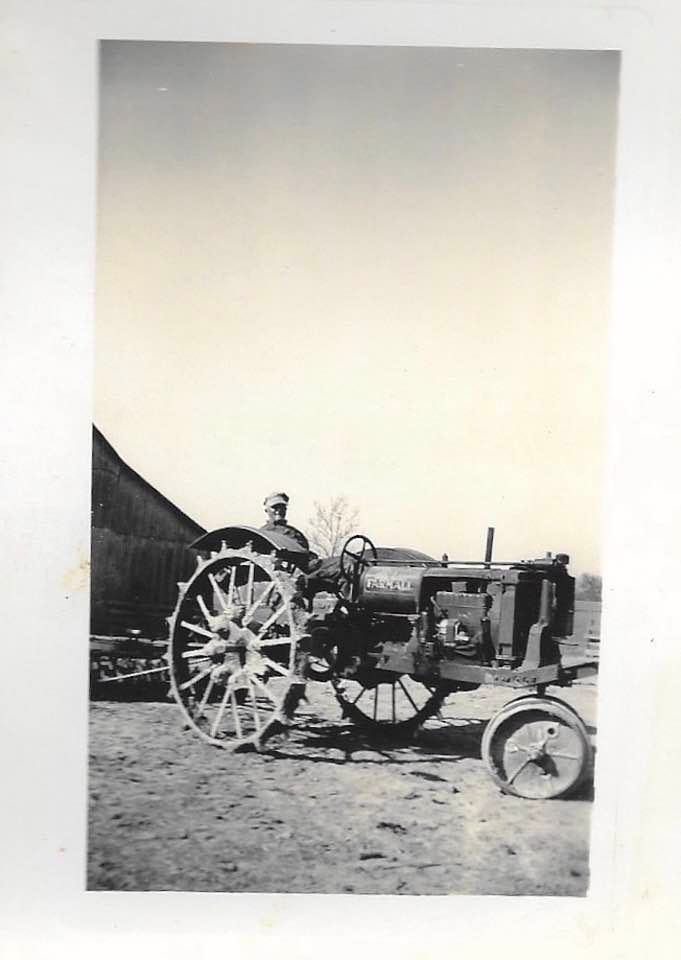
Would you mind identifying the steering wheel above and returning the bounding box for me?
[339,534,378,598]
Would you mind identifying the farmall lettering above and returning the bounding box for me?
[365,574,412,591]
[360,566,422,614]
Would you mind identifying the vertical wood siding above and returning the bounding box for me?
[90,428,206,639]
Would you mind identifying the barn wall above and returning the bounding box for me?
[91,428,205,639]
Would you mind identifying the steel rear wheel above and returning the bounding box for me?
[168,546,308,751]
[331,674,448,736]
[482,697,592,799]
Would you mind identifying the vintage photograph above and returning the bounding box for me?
[88,41,619,894]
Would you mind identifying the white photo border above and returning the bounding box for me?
[3,1,680,957]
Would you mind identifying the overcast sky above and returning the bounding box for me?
[95,42,619,574]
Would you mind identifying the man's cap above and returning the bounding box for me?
[264,492,289,508]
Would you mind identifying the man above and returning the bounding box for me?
[260,492,349,597]
[260,492,310,551]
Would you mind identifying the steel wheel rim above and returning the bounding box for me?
[168,546,306,750]
[482,700,592,799]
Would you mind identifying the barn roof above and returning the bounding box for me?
[92,425,205,538]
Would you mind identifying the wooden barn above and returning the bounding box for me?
[90,425,205,643]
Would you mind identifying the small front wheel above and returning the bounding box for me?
[481,697,592,799]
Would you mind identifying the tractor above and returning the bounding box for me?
[166,524,598,799]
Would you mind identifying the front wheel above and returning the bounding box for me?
[481,696,592,799]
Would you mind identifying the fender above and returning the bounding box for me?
[190,524,309,559]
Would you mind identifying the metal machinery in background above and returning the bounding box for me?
[166,524,598,800]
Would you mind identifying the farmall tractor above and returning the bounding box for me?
[167,525,598,800]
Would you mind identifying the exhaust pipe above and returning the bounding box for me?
[484,527,495,566]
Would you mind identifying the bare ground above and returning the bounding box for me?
[87,680,597,895]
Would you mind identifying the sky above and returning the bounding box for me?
[95,42,619,574]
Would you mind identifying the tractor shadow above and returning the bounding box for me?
[264,713,489,767]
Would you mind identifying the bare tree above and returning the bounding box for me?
[305,496,360,557]
[575,573,602,602]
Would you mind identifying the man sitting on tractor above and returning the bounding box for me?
[260,491,310,552]
[260,491,348,595]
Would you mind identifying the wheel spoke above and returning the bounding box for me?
[373,687,379,720]
[210,682,233,738]
[99,664,169,683]
[285,604,298,670]
[255,600,289,639]
[230,690,243,739]
[179,664,213,691]
[196,677,215,717]
[246,563,255,607]
[180,620,214,639]
[507,756,533,785]
[227,565,236,606]
[262,656,290,677]
[352,686,366,705]
[196,594,212,621]
[246,580,275,619]
[258,636,293,649]
[392,683,396,724]
[251,675,279,705]
[247,678,262,733]
[208,573,229,613]
[398,678,419,714]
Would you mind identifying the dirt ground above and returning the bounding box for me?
[87,679,597,896]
